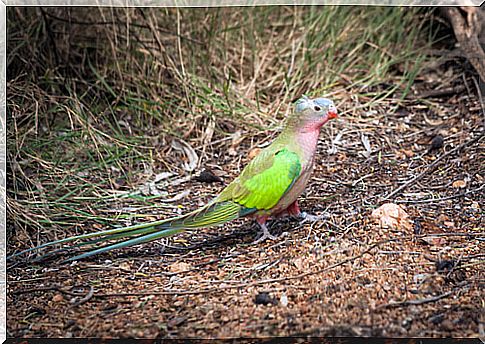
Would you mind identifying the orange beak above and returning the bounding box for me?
[328,105,338,119]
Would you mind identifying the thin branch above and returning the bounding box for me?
[70,286,95,307]
[382,133,484,201]
[377,290,454,309]
[396,184,485,204]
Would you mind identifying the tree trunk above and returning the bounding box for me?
[441,7,485,88]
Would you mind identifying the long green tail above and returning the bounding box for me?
[9,201,252,262]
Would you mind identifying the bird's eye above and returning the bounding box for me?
[314,106,321,111]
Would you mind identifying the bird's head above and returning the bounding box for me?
[291,95,337,131]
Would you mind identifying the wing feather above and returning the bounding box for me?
[219,147,301,210]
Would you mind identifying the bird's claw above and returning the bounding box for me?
[299,211,329,223]
[252,224,280,244]
[252,232,278,245]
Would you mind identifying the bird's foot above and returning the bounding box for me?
[299,211,329,223]
[252,223,281,244]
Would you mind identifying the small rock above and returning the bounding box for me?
[280,293,289,307]
[429,313,445,325]
[402,149,414,158]
[169,261,192,273]
[371,203,412,231]
[441,319,454,331]
[293,257,305,270]
[443,221,455,228]
[167,316,186,328]
[64,319,76,329]
[402,317,413,329]
[254,292,277,305]
[413,218,423,235]
[194,169,222,184]
[436,259,457,272]
[429,135,444,151]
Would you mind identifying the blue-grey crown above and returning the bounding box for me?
[295,95,333,112]
[313,98,334,109]
[295,95,310,112]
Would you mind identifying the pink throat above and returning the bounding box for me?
[296,126,321,156]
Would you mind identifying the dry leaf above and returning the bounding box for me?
[452,180,466,188]
[203,118,216,145]
[154,172,173,182]
[169,261,192,273]
[167,316,187,328]
[327,131,344,155]
[360,134,372,158]
[402,149,414,158]
[159,189,191,203]
[293,257,305,270]
[119,262,131,271]
[52,294,64,302]
[228,130,244,156]
[171,138,199,172]
[371,203,412,231]
[437,214,450,222]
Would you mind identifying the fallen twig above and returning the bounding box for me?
[70,286,95,307]
[396,184,485,204]
[378,290,454,309]
[382,133,484,201]
[12,284,82,297]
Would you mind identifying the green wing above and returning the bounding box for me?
[219,147,302,210]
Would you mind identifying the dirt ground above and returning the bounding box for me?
[7,60,485,338]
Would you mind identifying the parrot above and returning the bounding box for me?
[9,95,338,262]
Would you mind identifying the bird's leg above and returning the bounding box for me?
[252,216,279,244]
[287,200,327,223]
[286,200,301,217]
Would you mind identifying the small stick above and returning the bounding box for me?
[13,285,80,297]
[396,184,485,204]
[377,290,454,309]
[70,286,95,307]
[382,133,484,202]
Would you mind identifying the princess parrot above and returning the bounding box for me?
[10,95,338,262]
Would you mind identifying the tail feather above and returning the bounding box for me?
[7,216,177,260]
[66,227,184,262]
[9,201,250,262]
